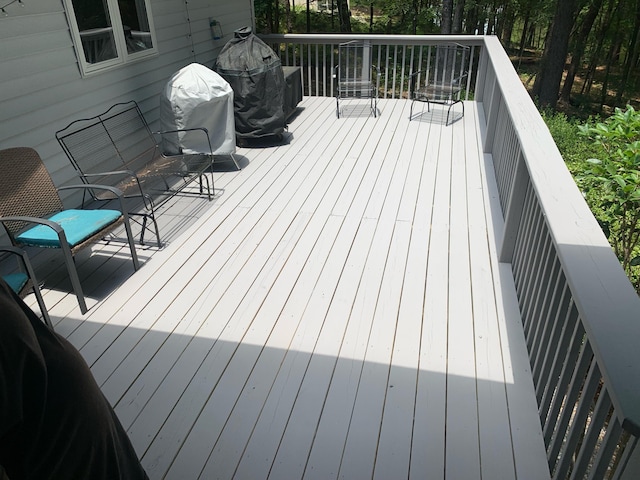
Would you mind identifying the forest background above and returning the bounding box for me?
[254,0,640,293]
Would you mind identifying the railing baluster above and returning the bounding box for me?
[537,296,578,410]
[400,44,407,98]
[571,388,613,480]
[547,338,593,462]
[589,417,625,479]
[511,182,535,291]
[531,261,567,384]
[307,43,312,97]
[523,231,554,346]
[530,256,564,379]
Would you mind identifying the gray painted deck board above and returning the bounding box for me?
[20,97,549,479]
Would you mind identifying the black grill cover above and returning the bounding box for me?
[215,27,285,139]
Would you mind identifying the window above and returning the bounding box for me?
[64,0,157,75]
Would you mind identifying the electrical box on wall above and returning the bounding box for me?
[209,18,223,40]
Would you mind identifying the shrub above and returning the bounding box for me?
[577,106,640,293]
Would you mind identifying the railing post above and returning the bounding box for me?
[482,67,501,154]
[474,43,489,102]
[500,152,529,263]
[618,437,640,480]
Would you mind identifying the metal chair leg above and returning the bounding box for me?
[60,242,88,314]
[230,153,241,170]
[121,211,140,271]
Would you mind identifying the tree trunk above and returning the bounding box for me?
[615,0,640,104]
[370,2,374,33]
[501,1,515,47]
[465,3,478,34]
[582,0,619,96]
[265,0,274,33]
[560,0,604,103]
[486,1,497,35]
[531,0,578,108]
[441,0,453,33]
[285,0,292,32]
[600,33,623,110]
[453,0,465,34]
[336,0,351,32]
[516,10,530,70]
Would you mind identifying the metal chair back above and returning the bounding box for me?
[409,43,470,125]
[335,40,378,118]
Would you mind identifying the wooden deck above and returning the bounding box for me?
[18,96,550,479]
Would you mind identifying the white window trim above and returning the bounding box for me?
[63,0,158,77]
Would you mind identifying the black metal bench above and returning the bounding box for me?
[56,101,215,246]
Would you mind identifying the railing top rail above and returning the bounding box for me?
[483,36,640,435]
[259,33,487,47]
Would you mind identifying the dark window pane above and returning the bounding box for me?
[72,0,117,63]
[118,0,154,54]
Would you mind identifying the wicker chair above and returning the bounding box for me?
[1,246,51,327]
[0,147,140,314]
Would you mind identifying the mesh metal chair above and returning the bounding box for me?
[334,40,379,118]
[1,246,51,327]
[409,43,470,125]
[0,147,140,314]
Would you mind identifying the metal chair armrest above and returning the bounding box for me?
[0,216,65,236]
[58,183,125,198]
[0,245,52,327]
[80,169,138,179]
[154,127,214,156]
[57,184,130,220]
[0,245,27,257]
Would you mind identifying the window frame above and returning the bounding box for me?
[63,0,158,77]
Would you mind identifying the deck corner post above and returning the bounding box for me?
[474,43,489,103]
[500,152,529,263]
[618,437,640,480]
[482,72,501,154]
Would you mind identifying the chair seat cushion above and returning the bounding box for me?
[3,272,28,294]
[16,209,122,248]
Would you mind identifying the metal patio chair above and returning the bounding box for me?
[0,147,140,314]
[409,43,470,125]
[334,40,379,118]
[1,246,52,327]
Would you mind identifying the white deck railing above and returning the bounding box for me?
[262,33,640,479]
[262,34,483,100]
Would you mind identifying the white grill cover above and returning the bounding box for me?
[160,63,236,155]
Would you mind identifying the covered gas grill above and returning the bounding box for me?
[160,63,236,157]
[215,27,286,141]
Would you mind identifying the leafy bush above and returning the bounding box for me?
[543,108,640,294]
[577,106,640,293]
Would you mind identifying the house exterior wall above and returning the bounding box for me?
[0,0,254,202]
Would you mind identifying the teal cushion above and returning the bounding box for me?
[16,209,122,248]
[3,272,28,294]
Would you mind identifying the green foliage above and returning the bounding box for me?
[576,105,640,293]
[254,0,442,35]
[543,107,640,293]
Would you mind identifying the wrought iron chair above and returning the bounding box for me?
[409,43,470,125]
[1,246,51,327]
[0,147,140,314]
[334,40,379,118]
